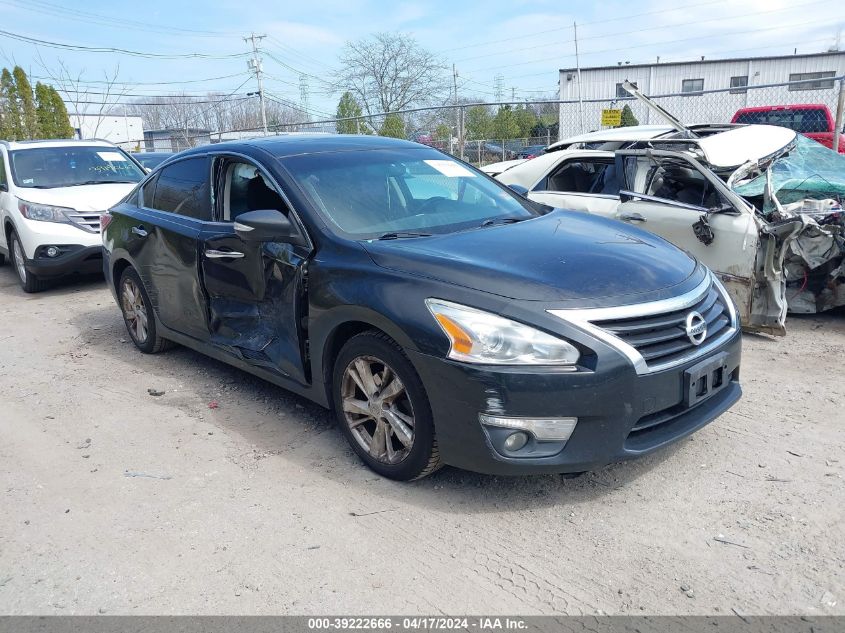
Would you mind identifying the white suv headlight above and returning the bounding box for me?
[18,200,73,224]
[426,299,580,366]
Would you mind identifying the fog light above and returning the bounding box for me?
[503,431,529,451]
[46,246,60,258]
[479,414,578,442]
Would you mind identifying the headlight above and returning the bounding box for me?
[18,200,73,223]
[426,298,580,366]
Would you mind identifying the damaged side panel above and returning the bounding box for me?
[201,237,309,385]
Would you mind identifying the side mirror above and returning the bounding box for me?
[234,209,304,245]
[0,182,7,192]
[507,183,529,196]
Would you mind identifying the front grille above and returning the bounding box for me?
[591,282,731,370]
[66,212,103,233]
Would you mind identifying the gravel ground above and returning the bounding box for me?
[0,267,842,616]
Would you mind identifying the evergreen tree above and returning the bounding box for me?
[465,105,491,140]
[49,86,74,138]
[433,123,451,141]
[13,66,38,139]
[619,104,639,127]
[379,113,405,139]
[336,91,369,134]
[35,82,55,138]
[513,106,539,138]
[0,68,22,140]
[490,106,519,141]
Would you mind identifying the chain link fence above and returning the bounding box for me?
[122,77,845,164]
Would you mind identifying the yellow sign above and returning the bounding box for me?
[601,109,622,126]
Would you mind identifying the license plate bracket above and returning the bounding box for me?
[683,352,730,407]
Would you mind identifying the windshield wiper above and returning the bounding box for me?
[480,217,525,227]
[376,231,433,240]
[66,180,137,187]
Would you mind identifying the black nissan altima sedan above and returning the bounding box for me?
[102,135,742,481]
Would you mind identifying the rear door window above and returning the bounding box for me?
[537,159,620,195]
[150,157,211,220]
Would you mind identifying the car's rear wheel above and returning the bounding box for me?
[10,232,48,293]
[119,267,172,354]
[332,331,441,481]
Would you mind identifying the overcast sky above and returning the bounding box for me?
[0,0,842,119]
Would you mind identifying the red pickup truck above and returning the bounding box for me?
[731,104,845,153]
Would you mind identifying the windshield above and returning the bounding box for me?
[731,135,845,210]
[281,148,544,238]
[9,146,145,189]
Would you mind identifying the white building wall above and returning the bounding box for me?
[558,52,845,135]
[69,113,144,150]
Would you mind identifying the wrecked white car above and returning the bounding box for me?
[730,135,845,314]
[497,126,804,335]
[496,83,844,332]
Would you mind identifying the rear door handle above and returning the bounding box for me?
[619,213,647,223]
[205,249,245,259]
[131,226,148,237]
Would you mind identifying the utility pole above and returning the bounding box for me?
[453,64,463,160]
[299,75,311,128]
[574,21,585,134]
[244,33,268,135]
[494,74,504,101]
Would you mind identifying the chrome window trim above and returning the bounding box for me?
[548,270,738,375]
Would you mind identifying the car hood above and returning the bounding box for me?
[696,124,796,171]
[361,210,697,304]
[14,183,137,211]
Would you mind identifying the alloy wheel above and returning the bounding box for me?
[12,237,26,282]
[340,355,415,465]
[121,277,149,344]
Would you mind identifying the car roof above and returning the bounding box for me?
[1,138,119,150]
[548,125,673,149]
[178,134,424,160]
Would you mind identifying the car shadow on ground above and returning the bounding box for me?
[0,265,106,296]
[64,295,691,513]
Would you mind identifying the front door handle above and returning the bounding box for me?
[205,249,245,259]
[131,226,148,237]
[619,212,647,223]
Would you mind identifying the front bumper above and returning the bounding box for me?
[407,328,742,476]
[25,245,104,278]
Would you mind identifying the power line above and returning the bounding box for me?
[460,16,837,76]
[0,0,241,38]
[0,28,249,59]
[29,72,247,87]
[452,0,836,65]
[442,0,731,53]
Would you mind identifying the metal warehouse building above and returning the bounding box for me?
[557,51,845,132]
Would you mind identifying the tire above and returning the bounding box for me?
[332,330,441,481]
[10,232,49,293]
[0,253,5,265]
[118,267,172,354]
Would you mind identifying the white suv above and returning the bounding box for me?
[0,139,146,292]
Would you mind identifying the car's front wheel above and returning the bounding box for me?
[332,331,441,481]
[118,267,172,354]
[10,231,48,293]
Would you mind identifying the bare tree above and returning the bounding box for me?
[124,92,301,146]
[335,32,448,117]
[37,56,129,138]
